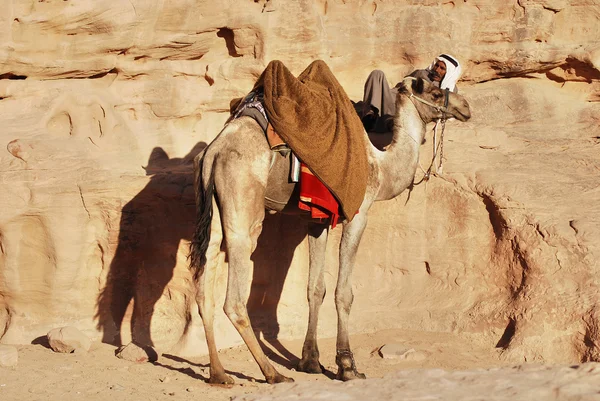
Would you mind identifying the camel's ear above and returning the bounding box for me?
[143,147,169,175]
[411,77,424,94]
[397,80,409,94]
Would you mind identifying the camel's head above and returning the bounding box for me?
[398,77,471,123]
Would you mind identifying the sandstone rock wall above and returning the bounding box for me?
[0,0,599,363]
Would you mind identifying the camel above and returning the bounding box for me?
[189,76,471,384]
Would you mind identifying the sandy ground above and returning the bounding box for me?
[0,328,517,401]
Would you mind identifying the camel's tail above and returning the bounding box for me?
[188,155,215,278]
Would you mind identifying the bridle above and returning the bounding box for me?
[404,76,450,115]
[409,90,450,116]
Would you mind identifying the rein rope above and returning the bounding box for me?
[409,87,450,185]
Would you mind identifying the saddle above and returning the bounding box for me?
[229,90,289,154]
[229,91,341,227]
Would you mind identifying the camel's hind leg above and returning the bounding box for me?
[195,199,234,385]
[221,193,293,384]
[297,222,329,374]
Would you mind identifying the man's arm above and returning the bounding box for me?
[408,69,431,81]
[394,69,431,88]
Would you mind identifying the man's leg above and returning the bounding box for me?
[362,70,396,132]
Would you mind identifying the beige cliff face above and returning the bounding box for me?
[0,0,599,366]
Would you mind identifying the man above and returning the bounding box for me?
[360,54,462,132]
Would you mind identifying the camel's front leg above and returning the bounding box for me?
[297,222,329,374]
[335,211,369,381]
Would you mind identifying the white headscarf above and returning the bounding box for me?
[428,54,462,92]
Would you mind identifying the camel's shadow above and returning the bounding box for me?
[160,353,263,383]
[94,142,309,377]
[95,142,207,347]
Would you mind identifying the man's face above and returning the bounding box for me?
[431,60,447,82]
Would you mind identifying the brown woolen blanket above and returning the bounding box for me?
[255,60,368,222]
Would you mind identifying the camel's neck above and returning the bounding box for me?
[376,94,426,200]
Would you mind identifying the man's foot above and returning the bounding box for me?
[361,110,377,132]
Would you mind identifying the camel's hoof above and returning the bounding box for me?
[335,350,366,381]
[208,372,235,386]
[336,368,367,381]
[297,358,323,374]
[266,372,294,384]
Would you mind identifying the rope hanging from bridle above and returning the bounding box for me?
[411,87,450,185]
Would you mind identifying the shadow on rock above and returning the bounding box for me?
[95,142,206,347]
[31,335,51,349]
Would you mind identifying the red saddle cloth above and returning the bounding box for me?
[298,163,341,228]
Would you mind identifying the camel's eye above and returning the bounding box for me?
[432,92,444,100]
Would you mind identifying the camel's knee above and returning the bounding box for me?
[308,283,326,305]
[224,302,251,329]
[226,233,253,253]
[335,289,354,313]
